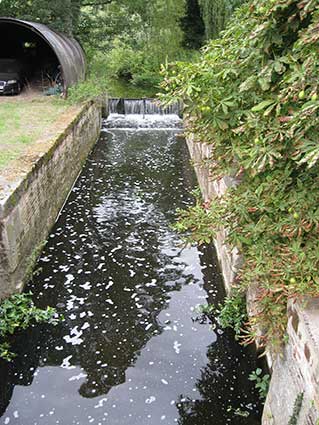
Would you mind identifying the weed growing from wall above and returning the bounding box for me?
[288,393,304,425]
[0,292,58,361]
[249,368,270,400]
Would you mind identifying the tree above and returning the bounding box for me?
[198,0,246,39]
[0,0,82,35]
[181,0,205,48]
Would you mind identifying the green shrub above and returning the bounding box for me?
[68,78,108,104]
[131,72,162,88]
[104,39,144,80]
[67,54,109,103]
[218,292,248,338]
[249,368,270,400]
[197,291,247,338]
[160,0,319,348]
[0,292,58,361]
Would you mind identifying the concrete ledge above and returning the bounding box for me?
[0,100,102,299]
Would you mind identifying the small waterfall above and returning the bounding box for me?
[106,97,183,130]
[103,113,183,130]
[108,98,124,114]
[108,98,181,116]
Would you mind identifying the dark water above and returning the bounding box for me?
[0,115,262,424]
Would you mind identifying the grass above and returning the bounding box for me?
[0,96,72,171]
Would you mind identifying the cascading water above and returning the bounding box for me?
[108,98,181,116]
[104,113,183,130]
[0,103,262,425]
[106,98,182,130]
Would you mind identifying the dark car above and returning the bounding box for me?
[0,58,24,95]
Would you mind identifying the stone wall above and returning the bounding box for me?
[0,100,101,299]
[185,135,319,425]
[263,299,319,424]
[185,135,240,294]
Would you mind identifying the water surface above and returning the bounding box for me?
[0,115,261,424]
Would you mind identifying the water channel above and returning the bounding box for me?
[0,105,262,424]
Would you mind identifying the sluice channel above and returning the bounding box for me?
[0,103,262,424]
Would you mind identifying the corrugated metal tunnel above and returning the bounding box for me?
[0,17,86,95]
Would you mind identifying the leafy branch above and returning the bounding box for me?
[0,292,59,361]
[160,0,319,348]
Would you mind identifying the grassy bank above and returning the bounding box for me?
[0,97,71,171]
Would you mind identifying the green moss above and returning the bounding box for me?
[24,240,48,284]
[288,393,304,425]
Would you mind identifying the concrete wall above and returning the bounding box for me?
[185,135,319,425]
[0,100,101,299]
[263,298,319,424]
[186,135,240,294]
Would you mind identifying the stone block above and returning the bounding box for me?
[263,299,319,424]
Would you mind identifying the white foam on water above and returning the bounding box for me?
[103,113,183,130]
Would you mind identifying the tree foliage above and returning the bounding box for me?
[198,0,246,39]
[80,0,189,89]
[0,0,192,89]
[160,0,319,347]
[181,0,205,48]
[0,0,82,35]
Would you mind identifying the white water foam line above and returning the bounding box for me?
[104,113,183,130]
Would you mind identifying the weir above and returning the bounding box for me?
[0,102,262,425]
[108,98,181,116]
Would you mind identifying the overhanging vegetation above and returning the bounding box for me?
[160,0,319,348]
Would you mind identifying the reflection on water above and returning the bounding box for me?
[0,118,262,424]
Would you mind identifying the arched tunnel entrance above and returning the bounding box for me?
[0,22,60,93]
[0,18,86,96]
